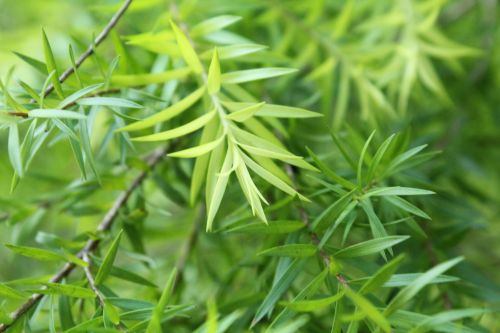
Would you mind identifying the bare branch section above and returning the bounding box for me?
[0,144,169,332]
[37,0,133,100]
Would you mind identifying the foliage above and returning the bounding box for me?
[0,0,498,332]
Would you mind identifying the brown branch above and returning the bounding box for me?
[38,0,134,101]
[82,254,106,307]
[0,144,170,332]
[284,165,349,288]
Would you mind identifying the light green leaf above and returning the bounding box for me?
[110,68,191,87]
[35,283,95,298]
[104,300,121,325]
[225,102,265,122]
[5,244,65,261]
[169,135,225,158]
[132,111,216,142]
[0,283,28,300]
[221,68,297,84]
[146,268,177,333]
[191,15,241,37]
[13,51,48,75]
[118,86,206,132]
[207,145,233,231]
[42,29,64,98]
[170,20,203,73]
[332,236,409,258]
[366,134,395,182]
[207,49,221,94]
[383,273,460,288]
[384,196,431,220]
[95,230,123,285]
[77,97,142,109]
[258,244,317,258]
[409,308,488,333]
[252,259,306,326]
[58,84,104,108]
[360,254,405,294]
[281,292,344,312]
[357,131,375,187]
[28,109,86,120]
[8,123,23,178]
[344,288,391,333]
[363,187,435,198]
[204,44,267,60]
[385,257,464,315]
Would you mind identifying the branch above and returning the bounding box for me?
[39,0,134,100]
[0,144,170,332]
[284,165,349,288]
[82,254,106,307]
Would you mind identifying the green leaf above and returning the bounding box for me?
[94,230,123,285]
[5,244,65,261]
[252,259,306,326]
[42,29,64,98]
[332,236,409,258]
[224,220,305,234]
[104,300,121,325]
[191,15,241,37]
[360,254,405,294]
[385,257,464,315]
[170,20,203,74]
[225,102,265,122]
[58,84,104,108]
[281,292,344,312]
[8,123,23,178]
[92,256,157,287]
[30,283,94,298]
[132,111,216,142]
[384,196,431,220]
[207,144,233,231]
[77,97,143,109]
[409,308,489,333]
[221,68,297,84]
[118,86,206,132]
[207,49,221,94]
[204,44,267,60]
[110,68,191,87]
[366,134,395,183]
[258,244,317,258]
[169,135,225,158]
[360,198,389,242]
[344,288,391,333]
[146,268,177,333]
[0,283,28,300]
[13,52,48,75]
[357,130,375,187]
[363,186,435,198]
[383,273,460,288]
[28,109,86,120]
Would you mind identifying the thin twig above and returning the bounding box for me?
[38,0,134,101]
[0,144,170,332]
[82,254,106,307]
[284,165,349,288]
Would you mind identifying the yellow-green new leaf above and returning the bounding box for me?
[170,20,203,74]
[207,146,233,231]
[5,244,65,262]
[118,86,206,132]
[132,111,216,142]
[95,230,123,285]
[221,68,297,84]
[191,15,241,37]
[207,49,221,94]
[223,101,321,118]
[225,102,265,122]
[36,283,95,298]
[169,135,225,158]
[281,292,344,312]
[110,68,190,87]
